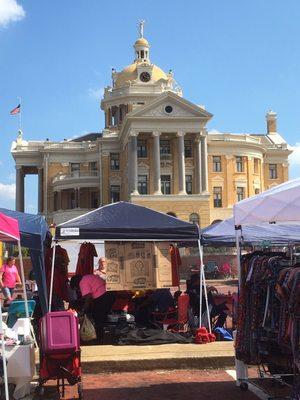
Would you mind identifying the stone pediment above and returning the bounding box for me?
[128,92,213,120]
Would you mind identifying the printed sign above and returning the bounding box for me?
[60,227,80,236]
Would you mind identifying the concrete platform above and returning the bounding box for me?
[81,342,235,373]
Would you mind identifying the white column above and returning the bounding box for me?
[128,131,139,196]
[177,131,186,195]
[15,166,25,212]
[195,136,202,194]
[38,168,43,213]
[152,131,162,195]
[201,133,208,192]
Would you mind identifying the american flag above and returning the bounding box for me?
[10,104,21,115]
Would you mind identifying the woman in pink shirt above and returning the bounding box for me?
[0,256,21,301]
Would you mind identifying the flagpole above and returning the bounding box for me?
[18,96,22,131]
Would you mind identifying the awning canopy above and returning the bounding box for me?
[202,217,300,246]
[0,212,20,242]
[234,178,300,226]
[0,208,50,315]
[56,202,200,241]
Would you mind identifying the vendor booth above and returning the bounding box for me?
[0,212,35,400]
[0,208,50,315]
[233,178,300,397]
[51,202,212,343]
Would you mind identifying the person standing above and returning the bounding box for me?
[0,257,21,301]
[94,257,107,280]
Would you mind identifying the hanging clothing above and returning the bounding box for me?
[170,245,181,287]
[45,245,70,302]
[75,242,98,276]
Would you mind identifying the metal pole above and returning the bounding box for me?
[48,240,57,312]
[18,96,22,131]
[201,250,212,333]
[198,239,203,328]
[17,240,29,318]
[0,299,9,400]
[235,227,242,290]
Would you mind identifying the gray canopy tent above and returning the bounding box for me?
[52,202,211,330]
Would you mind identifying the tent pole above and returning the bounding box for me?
[0,299,9,400]
[198,239,203,328]
[18,240,29,318]
[48,240,57,312]
[235,227,242,290]
[201,249,212,333]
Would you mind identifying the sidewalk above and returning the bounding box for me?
[81,341,235,373]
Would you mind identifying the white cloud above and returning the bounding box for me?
[0,182,16,209]
[208,129,222,134]
[0,0,25,27]
[88,87,104,99]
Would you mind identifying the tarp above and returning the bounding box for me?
[202,217,300,246]
[0,208,49,314]
[234,178,300,226]
[56,202,200,241]
[0,212,20,242]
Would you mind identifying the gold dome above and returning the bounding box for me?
[114,62,168,87]
[134,37,149,47]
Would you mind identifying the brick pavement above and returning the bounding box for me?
[46,369,259,400]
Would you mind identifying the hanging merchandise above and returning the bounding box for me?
[235,251,300,383]
[45,245,70,302]
[170,244,181,287]
[75,242,98,276]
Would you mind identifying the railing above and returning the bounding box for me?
[160,153,172,160]
[13,140,98,152]
[52,170,99,184]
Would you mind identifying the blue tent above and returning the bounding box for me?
[56,202,200,241]
[0,208,50,314]
[202,217,300,246]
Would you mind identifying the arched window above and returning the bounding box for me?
[167,212,177,218]
[189,213,200,225]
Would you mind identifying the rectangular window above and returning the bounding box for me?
[237,187,245,202]
[184,140,192,158]
[186,175,193,194]
[70,191,76,209]
[236,156,244,172]
[90,162,98,175]
[70,163,80,176]
[213,187,222,208]
[161,175,171,195]
[110,185,120,203]
[138,175,148,195]
[137,140,147,158]
[110,153,120,170]
[213,156,222,172]
[254,158,259,174]
[91,192,98,208]
[160,140,171,155]
[269,164,277,179]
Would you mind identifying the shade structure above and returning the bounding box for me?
[0,212,20,242]
[55,202,200,241]
[0,208,50,314]
[234,178,300,226]
[202,217,300,246]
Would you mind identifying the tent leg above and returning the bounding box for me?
[201,255,212,333]
[198,239,211,332]
[198,240,203,328]
[18,240,29,318]
[48,240,57,312]
[0,299,10,400]
[235,228,242,291]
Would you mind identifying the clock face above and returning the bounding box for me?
[140,72,151,82]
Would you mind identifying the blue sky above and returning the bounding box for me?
[0,0,300,212]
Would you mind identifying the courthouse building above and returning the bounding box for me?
[11,26,292,226]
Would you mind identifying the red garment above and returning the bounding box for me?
[45,245,70,302]
[75,242,98,276]
[170,245,181,287]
